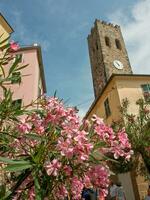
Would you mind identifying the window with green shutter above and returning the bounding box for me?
[141,84,150,102]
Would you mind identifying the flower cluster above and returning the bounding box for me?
[71,177,84,200]
[4,97,133,200]
[92,115,133,160]
[87,165,110,197]
[45,159,62,176]
[10,40,20,51]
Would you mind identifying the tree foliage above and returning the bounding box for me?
[111,98,150,176]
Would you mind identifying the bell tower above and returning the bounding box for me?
[87,19,132,98]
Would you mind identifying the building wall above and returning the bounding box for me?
[0,23,10,42]
[116,76,150,199]
[116,76,150,115]
[118,172,135,200]
[88,22,106,98]
[0,49,41,107]
[12,49,40,105]
[86,76,150,200]
[87,76,150,124]
[87,78,122,125]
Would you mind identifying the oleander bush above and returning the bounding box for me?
[0,38,133,200]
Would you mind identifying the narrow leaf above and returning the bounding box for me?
[0,184,6,198]
[14,64,28,71]
[0,156,31,164]
[34,176,41,200]
[4,163,32,172]
[8,56,22,76]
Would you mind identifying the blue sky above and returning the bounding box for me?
[1,0,149,117]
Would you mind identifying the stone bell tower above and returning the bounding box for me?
[87,19,133,98]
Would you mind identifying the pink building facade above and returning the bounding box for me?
[8,46,46,107]
[0,14,46,108]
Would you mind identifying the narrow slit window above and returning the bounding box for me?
[105,36,111,47]
[141,84,150,102]
[104,98,111,118]
[115,39,121,50]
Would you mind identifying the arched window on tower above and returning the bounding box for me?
[105,36,111,47]
[115,39,122,50]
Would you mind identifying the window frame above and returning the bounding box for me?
[105,36,111,47]
[115,39,122,50]
[141,84,150,101]
[104,98,111,118]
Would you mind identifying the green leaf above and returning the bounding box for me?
[0,185,6,198]
[33,143,45,164]
[4,163,32,172]
[34,176,42,200]
[0,190,11,200]
[8,56,22,76]
[0,65,5,77]
[14,64,28,71]
[0,156,31,164]
[3,170,31,200]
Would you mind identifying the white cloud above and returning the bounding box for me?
[109,0,150,74]
[11,10,50,52]
[68,21,89,39]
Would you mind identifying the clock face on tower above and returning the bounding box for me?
[113,60,124,70]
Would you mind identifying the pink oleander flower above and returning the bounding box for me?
[83,175,92,188]
[12,190,22,200]
[10,40,20,51]
[10,96,133,199]
[17,119,31,133]
[64,165,72,176]
[45,159,62,176]
[91,114,104,125]
[28,186,35,200]
[87,165,110,196]
[71,177,84,200]
[117,129,131,148]
[55,185,68,200]
[57,137,74,158]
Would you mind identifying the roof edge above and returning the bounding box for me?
[84,73,150,119]
[0,13,14,34]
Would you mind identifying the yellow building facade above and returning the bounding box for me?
[85,74,150,200]
[0,13,13,41]
[86,74,150,124]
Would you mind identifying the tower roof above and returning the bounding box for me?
[94,19,120,28]
[88,19,120,38]
[0,13,14,34]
